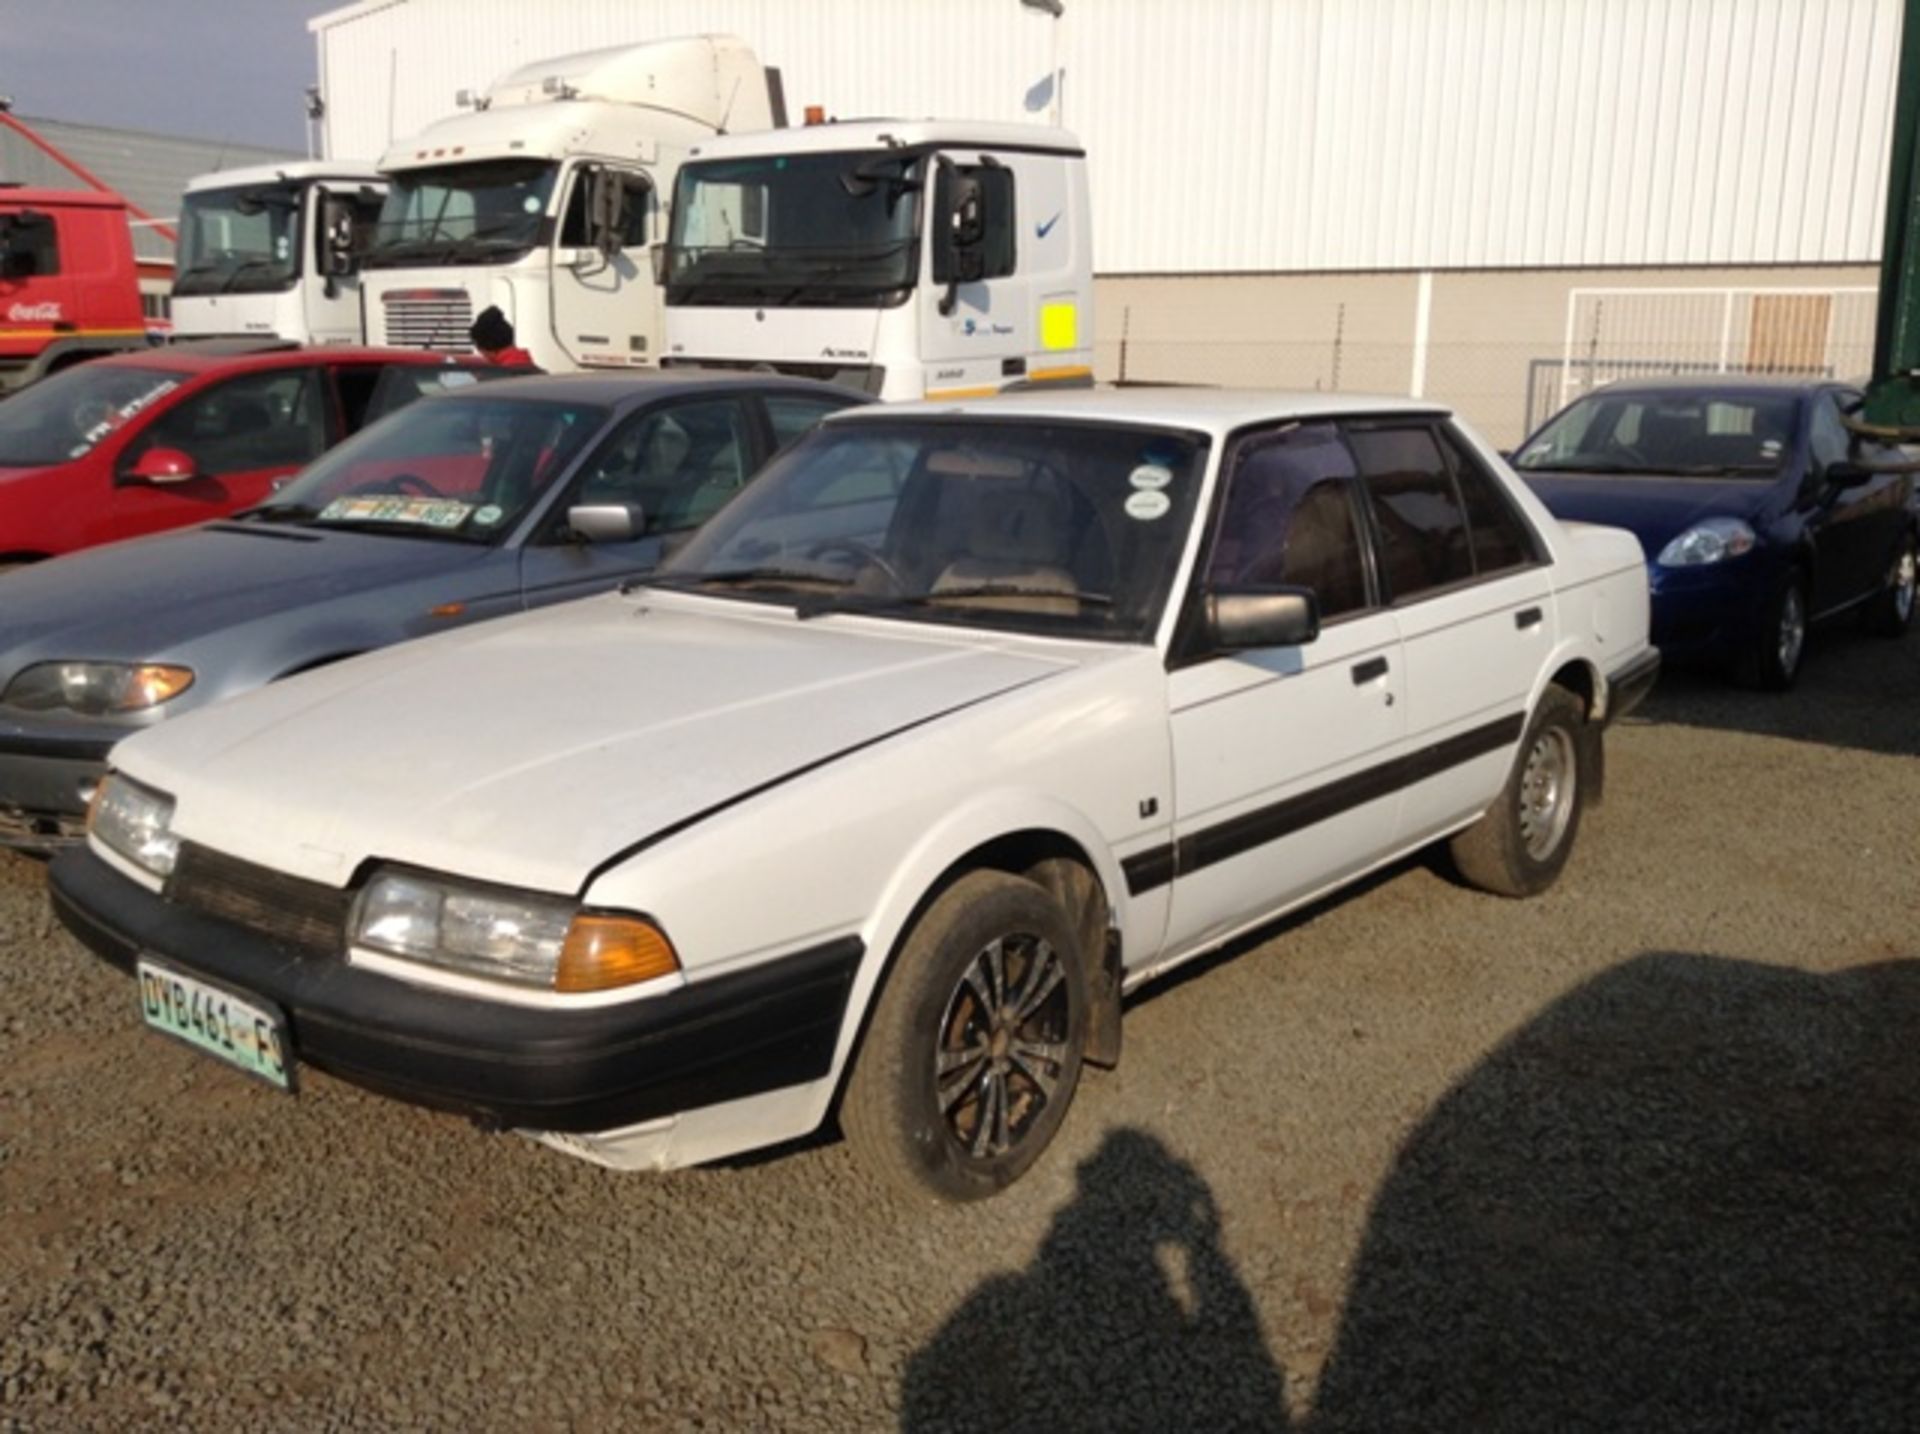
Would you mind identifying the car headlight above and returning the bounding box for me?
[88,773,180,878]
[353,869,680,992]
[1656,518,1757,568]
[2,661,194,714]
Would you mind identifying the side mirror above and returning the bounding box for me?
[125,447,202,485]
[568,502,644,544]
[1821,459,1869,491]
[587,169,644,259]
[320,196,359,277]
[1205,586,1320,652]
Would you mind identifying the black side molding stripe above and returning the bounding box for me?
[0,733,116,762]
[1122,710,1525,897]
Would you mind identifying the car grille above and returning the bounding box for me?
[379,289,474,351]
[165,843,351,956]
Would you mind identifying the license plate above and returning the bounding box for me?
[136,959,295,1092]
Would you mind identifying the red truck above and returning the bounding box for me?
[0,187,150,395]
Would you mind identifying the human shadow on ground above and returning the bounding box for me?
[1312,951,1920,1431]
[906,952,1920,1432]
[900,1128,1291,1432]
[1634,622,1920,758]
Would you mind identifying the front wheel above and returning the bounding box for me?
[1861,532,1917,638]
[841,870,1089,1202]
[1449,685,1590,899]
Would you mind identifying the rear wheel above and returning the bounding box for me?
[1449,685,1589,899]
[841,870,1088,1202]
[1861,532,1917,638]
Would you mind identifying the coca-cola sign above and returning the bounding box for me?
[7,301,62,322]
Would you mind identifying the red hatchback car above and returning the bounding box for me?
[0,343,506,569]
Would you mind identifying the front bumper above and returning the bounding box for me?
[0,733,114,854]
[1647,564,1765,662]
[50,847,863,1133]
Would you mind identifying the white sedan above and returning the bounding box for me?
[52,389,1657,1201]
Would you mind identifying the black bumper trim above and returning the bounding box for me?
[1604,648,1661,725]
[0,732,116,761]
[50,848,862,1133]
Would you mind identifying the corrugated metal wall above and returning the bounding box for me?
[312,0,1901,275]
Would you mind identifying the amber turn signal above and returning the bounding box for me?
[555,915,680,992]
[124,665,194,710]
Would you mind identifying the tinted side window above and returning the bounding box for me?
[2,211,59,276]
[1206,421,1370,621]
[133,367,327,476]
[1441,427,1541,574]
[1808,393,1853,472]
[575,398,752,533]
[1349,425,1474,602]
[766,395,853,452]
[932,163,1016,282]
[560,167,650,250]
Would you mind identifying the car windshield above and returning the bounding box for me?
[0,364,187,467]
[649,417,1209,640]
[1514,392,1800,477]
[243,395,605,542]
[363,160,559,268]
[174,183,301,295]
[665,151,922,307]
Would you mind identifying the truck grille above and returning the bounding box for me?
[379,289,473,351]
[165,843,351,956]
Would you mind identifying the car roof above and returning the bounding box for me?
[1584,373,1841,398]
[453,369,874,407]
[826,386,1451,438]
[86,344,496,378]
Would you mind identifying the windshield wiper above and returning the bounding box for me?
[305,516,487,543]
[218,258,291,292]
[232,500,321,523]
[625,567,857,597]
[796,586,1115,620]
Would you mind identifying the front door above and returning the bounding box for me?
[517,394,760,606]
[549,163,655,369]
[1162,420,1407,960]
[1805,388,1906,615]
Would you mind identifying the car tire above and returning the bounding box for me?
[841,869,1089,1203]
[1861,531,1917,638]
[1735,568,1809,691]
[1449,685,1589,899]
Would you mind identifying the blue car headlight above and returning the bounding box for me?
[1656,518,1757,568]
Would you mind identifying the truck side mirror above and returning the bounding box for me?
[320,196,360,279]
[587,170,640,259]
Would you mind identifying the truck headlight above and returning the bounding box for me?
[353,869,679,992]
[1656,518,1757,568]
[2,661,194,714]
[89,774,181,878]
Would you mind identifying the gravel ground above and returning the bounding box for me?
[1,619,1916,1432]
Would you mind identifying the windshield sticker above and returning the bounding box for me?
[522,196,542,213]
[472,503,505,527]
[317,496,475,529]
[1125,490,1171,521]
[1128,463,1174,491]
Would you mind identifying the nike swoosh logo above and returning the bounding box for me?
[1036,212,1062,240]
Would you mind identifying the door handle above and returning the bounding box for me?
[1351,656,1389,684]
[1515,606,1544,631]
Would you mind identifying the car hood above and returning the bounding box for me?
[1518,471,1780,557]
[0,463,58,483]
[115,592,1077,894]
[0,523,494,671]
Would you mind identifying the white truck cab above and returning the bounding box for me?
[170,161,387,345]
[660,119,1096,401]
[360,36,779,371]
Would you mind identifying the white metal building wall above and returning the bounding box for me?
[310,0,1901,275]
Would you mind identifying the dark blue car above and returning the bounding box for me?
[1513,377,1917,689]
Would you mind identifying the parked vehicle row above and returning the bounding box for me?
[39,387,1658,1199]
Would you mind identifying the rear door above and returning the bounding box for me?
[99,364,330,543]
[1355,420,1554,847]
[516,393,760,606]
[1160,420,1407,959]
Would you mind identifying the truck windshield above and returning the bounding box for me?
[649,418,1208,641]
[0,364,185,467]
[175,184,301,295]
[665,151,922,308]
[364,160,559,269]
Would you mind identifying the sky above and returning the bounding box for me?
[0,0,331,150]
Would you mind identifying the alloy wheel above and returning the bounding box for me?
[934,934,1072,1161]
